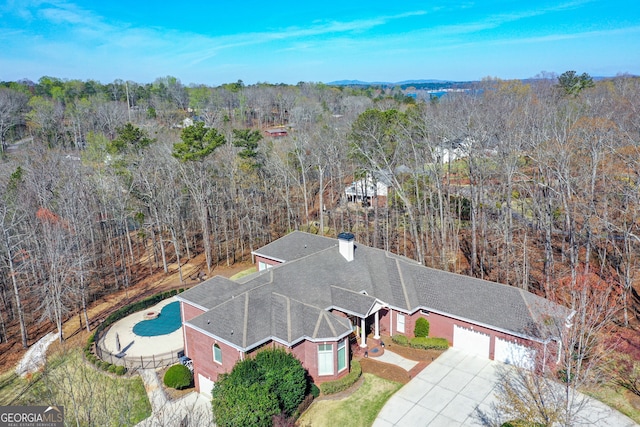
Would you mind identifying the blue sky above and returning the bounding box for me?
[1,0,638,85]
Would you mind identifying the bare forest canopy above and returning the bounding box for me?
[1,72,639,357]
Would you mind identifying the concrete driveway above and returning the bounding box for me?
[374,348,638,427]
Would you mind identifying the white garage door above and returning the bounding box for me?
[494,337,536,370]
[453,325,490,358]
[198,374,215,398]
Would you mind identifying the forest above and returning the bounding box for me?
[0,73,639,391]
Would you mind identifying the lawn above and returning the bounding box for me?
[0,370,28,405]
[229,266,258,280]
[585,385,640,424]
[4,347,151,427]
[297,373,402,427]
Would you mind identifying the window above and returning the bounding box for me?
[213,344,222,364]
[397,313,405,333]
[337,339,347,372]
[318,343,334,375]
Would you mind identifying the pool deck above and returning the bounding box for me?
[101,296,184,359]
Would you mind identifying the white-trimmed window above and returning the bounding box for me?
[397,313,406,333]
[337,339,347,372]
[318,344,334,375]
[213,343,222,364]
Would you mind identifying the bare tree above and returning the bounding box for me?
[0,88,28,154]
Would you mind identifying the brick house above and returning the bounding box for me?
[178,231,571,397]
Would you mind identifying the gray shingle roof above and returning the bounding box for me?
[329,286,377,317]
[251,230,337,262]
[182,231,569,351]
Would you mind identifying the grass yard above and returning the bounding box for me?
[297,373,402,427]
[0,370,29,405]
[4,347,151,427]
[585,385,640,424]
[229,266,258,280]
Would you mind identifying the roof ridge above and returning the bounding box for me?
[242,292,249,348]
[323,311,338,337]
[396,258,412,310]
[285,294,292,342]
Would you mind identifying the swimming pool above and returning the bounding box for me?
[132,301,182,337]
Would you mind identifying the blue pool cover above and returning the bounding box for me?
[132,301,182,336]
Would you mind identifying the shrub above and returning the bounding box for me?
[414,317,430,338]
[309,383,320,398]
[164,364,193,390]
[211,349,308,426]
[254,349,307,416]
[391,335,409,346]
[212,380,278,427]
[502,421,545,427]
[319,360,362,395]
[409,337,449,350]
[115,365,127,376]
[108,364,117,373]
[100,361,110,371]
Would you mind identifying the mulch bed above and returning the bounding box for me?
[357,334,445,384]
[360,358,411,384]
[157,365,195,401]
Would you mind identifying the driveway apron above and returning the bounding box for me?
[374,348,638,427]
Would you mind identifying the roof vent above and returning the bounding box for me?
[338,232,355,262]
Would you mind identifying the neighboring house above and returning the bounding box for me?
[178,231,571,397]
[264,127,288,137]
[433,137,472,164]
[344,174,391,207]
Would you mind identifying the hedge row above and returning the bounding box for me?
[84,288,185,374]
[319,360,362,395]
[391,335,409,346]
[100,289,182,333]
[409,337,449,350]
[391,335,449,350]
[83,338,127,375]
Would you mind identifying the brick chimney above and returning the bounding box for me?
[338,232,355,262]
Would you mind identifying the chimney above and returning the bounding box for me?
[338,232,355,262]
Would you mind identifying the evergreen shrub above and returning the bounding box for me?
[164,364,193,390]
[391,335,409,346]
[414,317,430,337]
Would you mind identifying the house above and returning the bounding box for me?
[433,137,472,164]
[344,174,391,207]
[178,231,570,397]
[264,127,288,137]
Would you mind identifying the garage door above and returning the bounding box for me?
[494,337,536,370]
[453,325,490,358]
[198,374,215,398]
